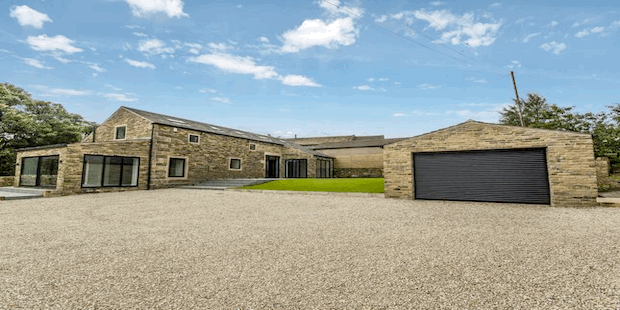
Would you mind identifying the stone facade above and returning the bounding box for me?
[149,124,328,188]
[15,107,333,195]
[384,121,598,207]
[319,147,383,178]
[16,141,151,195]
[82,108,152,143]
[0,176,14,187]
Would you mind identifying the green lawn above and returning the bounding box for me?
[239,178,385,193]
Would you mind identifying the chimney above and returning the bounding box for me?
[92,124,97,142]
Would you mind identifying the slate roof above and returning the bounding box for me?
[309,137,410,150]
[122,106,332,158]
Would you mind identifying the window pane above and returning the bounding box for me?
[115,126,126,139]
[189,135,199,143]
[122,158,139,186]
[300,160,307,178]
[169,158,185,177]
[230,159,241,170]
[39,156,59,186]
[103,157,122,186]
[82,156,103,187]
[20,157,39,186]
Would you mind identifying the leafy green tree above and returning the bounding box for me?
[0,83,93,175]
[499,92,620,159]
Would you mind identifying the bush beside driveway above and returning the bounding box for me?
[1,189,619,309]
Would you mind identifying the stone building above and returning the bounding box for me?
[383,120,598,207]
[14,107,333,195]
[286,135,407,178]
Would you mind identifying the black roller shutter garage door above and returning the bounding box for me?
[413,148,550,204]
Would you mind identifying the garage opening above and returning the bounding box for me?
[413,148,550,204]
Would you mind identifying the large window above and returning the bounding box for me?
[82,155,139,187]
[316,159,332,178]
[286,159,307,178]
[168,158,186,177]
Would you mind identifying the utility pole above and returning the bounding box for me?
[510,71,525,127]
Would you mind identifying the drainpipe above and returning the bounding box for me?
[147,123,155,190]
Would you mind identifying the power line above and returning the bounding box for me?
[320,0,468,63]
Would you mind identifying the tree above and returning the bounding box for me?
[0,83,93,175]
[499,92,620,159]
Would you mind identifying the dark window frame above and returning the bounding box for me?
[81,155,140,188]
[115,126,126,140]
[20,155,59,187]
[229,158,242,170]
[168,157,186,178]
[249,143,256,151]
[188,134,200,144]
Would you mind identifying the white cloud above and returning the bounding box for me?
[413,9,503,47]
[572,18,590,28]
[378,77,389,81]
[506,60,522,69]
[375,15,388,23]
[124,25,144,29]
[489,2,501,8]
[393,113,407,117]
[259,36,270,43]
[88,64,106,73]
[210,97,232,104]
[417,83,442,90]
[466,77,488,83]
[104,93,138,102]
[188,53,278,79]
[124,58,156,69]
[123,0,188,18]
[23,58,52,69]
[430,1,444,6]
[540,41,567,55]
[612,21,620,28]
[207,42,232,52]
[133,32,148,37]
[105,84,123,91]
[281,75,321,87]
[26,35,83,54]
[188,52,319,87]
[281,18,359,53]
[138,38,175,55]
[199,88,216,93]
[522,32,540,43]
[367,78,375,82]
[575,26,605,38]
[48,88,92,96]
[353,85,374,91]
[51,55,72,64]
[548,20,559,28]
[10,5,52,29]
[280,0,363,53]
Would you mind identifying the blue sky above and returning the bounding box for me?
[2,0,619,138]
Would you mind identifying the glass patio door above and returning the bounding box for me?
[19,156,59,187]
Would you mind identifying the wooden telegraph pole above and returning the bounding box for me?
[510,71,525,127]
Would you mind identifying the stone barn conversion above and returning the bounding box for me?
[384,120,598,207]
[14,107,333,196]
[287,135,407,178]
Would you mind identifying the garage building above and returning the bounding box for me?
[384,121,598,207]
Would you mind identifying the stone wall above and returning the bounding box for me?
[15,141,151,195]
[15,146,68,192]
[285,135,357,146]
[384,121,598,207]
[0,176,14,187]
[334,168,383,178]
[149,124,330,188]
[83,108,152,143]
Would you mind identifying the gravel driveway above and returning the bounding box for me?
[1,189,619,309]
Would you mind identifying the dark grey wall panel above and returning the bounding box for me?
[414,148,550,204]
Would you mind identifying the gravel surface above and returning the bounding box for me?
[1,189,619,309]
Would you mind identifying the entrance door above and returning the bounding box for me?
[265,156,280,178]
[286,159,307,178]
[19,155,59,188]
